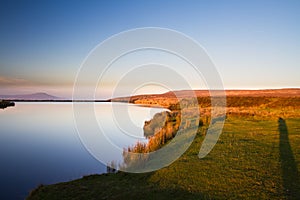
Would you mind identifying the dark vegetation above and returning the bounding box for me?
[0,100,15,109]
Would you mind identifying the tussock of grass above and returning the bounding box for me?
[122,108,203,170]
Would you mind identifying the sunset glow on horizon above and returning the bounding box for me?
[0,1,299,98]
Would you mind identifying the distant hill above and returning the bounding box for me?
[0,92,61,100]
[162,88,300,98]
[112,88,300,105]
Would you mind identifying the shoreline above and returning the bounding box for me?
[1,88,299,104]
[23,93,300,199]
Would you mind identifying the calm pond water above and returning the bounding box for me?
[0,102,165,199]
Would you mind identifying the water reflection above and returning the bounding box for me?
[0,102,164,199]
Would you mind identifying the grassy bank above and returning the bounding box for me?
[27,96,300,199]
[28,115,300,199]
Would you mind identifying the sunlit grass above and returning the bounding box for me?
[28,114,300,199]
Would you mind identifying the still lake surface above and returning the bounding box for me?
[0,102,165,199]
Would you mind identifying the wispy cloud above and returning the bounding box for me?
[0,76,73,87]
[0,76,32,86]
[0,76,74,98]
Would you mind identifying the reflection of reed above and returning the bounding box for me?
[278,117,300,199]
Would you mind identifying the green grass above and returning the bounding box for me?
[27,114,300,199]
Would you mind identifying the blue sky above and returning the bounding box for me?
[0,0,299,98]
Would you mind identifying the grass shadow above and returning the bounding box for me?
[278,117,300,199]
[27,173,208,200]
